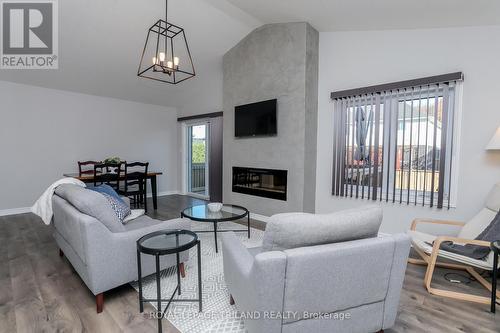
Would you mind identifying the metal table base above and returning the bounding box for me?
[181,209,250,253]
[137,241,202,333]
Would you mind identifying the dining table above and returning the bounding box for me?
[62,171,163,210]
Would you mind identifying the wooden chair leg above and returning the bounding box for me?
[179,262,186,278]
[96,293,104,313]
[424,248,439,290]
[423,248,497,305]
[408,257,427,266]
[410,243,500,305]
[229,294,235,305]
[59,249,64,257]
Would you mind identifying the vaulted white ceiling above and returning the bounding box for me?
[0,0,260,114]
[226,0,500,32]
[1,0,498,113]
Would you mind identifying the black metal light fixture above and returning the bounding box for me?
[137,0,195,84]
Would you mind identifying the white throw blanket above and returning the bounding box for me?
[31,178,86,225]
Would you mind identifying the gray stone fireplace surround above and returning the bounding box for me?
[222,22,319,216]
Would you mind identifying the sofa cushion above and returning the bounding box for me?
[123,209,145,223]
[261,205,382,251]
[101,193,131,222]
[90,184,127,205]
[123,215,163,231]
[55,184,125,232]
[89,184,131,222]
[247,246,263,257]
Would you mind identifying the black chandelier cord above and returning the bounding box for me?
[164,0,168,58]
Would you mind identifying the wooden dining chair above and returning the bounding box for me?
[78,161,101,177]
[119,162,149,211]
[93,162,122,192]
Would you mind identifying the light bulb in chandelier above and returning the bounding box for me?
[159,52,165,62]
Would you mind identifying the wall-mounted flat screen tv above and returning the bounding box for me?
[234,99,277,137]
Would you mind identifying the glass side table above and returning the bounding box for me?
[491,240,499,313]
[137,230,202,333]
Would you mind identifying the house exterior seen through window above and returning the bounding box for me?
[331,74,463,209]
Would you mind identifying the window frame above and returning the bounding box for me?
[331,76,463,209]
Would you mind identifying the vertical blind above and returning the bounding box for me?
[331,72,463,209]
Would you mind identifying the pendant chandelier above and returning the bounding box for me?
[137,0,195,84]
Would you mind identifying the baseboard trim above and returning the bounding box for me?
[185,193,210,200]
[146,190,180,198]
[0,207,31,217]
[249,212,270,223]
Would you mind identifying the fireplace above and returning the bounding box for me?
[232,167,287,201]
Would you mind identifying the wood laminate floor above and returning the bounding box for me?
[0,195,498,332]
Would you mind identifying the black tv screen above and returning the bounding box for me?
[234,99,277,137]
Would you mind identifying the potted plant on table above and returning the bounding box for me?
[104,157,122,174]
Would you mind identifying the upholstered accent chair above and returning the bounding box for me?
[407,183,500,306]
[222,206,410,333]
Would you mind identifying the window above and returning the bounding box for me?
[331,73,463,208]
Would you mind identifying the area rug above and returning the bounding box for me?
[130,220,265,333]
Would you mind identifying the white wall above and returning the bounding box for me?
[316,26,500,233]
[0,81,179,212]
[0,0,261,116]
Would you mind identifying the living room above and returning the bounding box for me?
[1,1,500,332]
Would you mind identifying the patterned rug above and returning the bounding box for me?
[130,220,265,333]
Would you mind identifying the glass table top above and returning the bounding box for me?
[182,204,247,221]
[492,240,500,252]
[139,230,197,253]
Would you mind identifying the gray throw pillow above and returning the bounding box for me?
[262,205,382,251]
[55,184,126,232]
[101,193,131,222]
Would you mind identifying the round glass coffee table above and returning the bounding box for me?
[136,230,202,333]
[181,204,250,253]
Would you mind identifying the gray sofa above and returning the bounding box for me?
[52,184,190,313]
[222,206,410,333]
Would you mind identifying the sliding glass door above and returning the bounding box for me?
[187,122,209,197]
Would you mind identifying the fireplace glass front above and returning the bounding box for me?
[232,167,287,201]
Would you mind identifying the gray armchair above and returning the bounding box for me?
[222,206,410,333]
[52,184,190,313]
